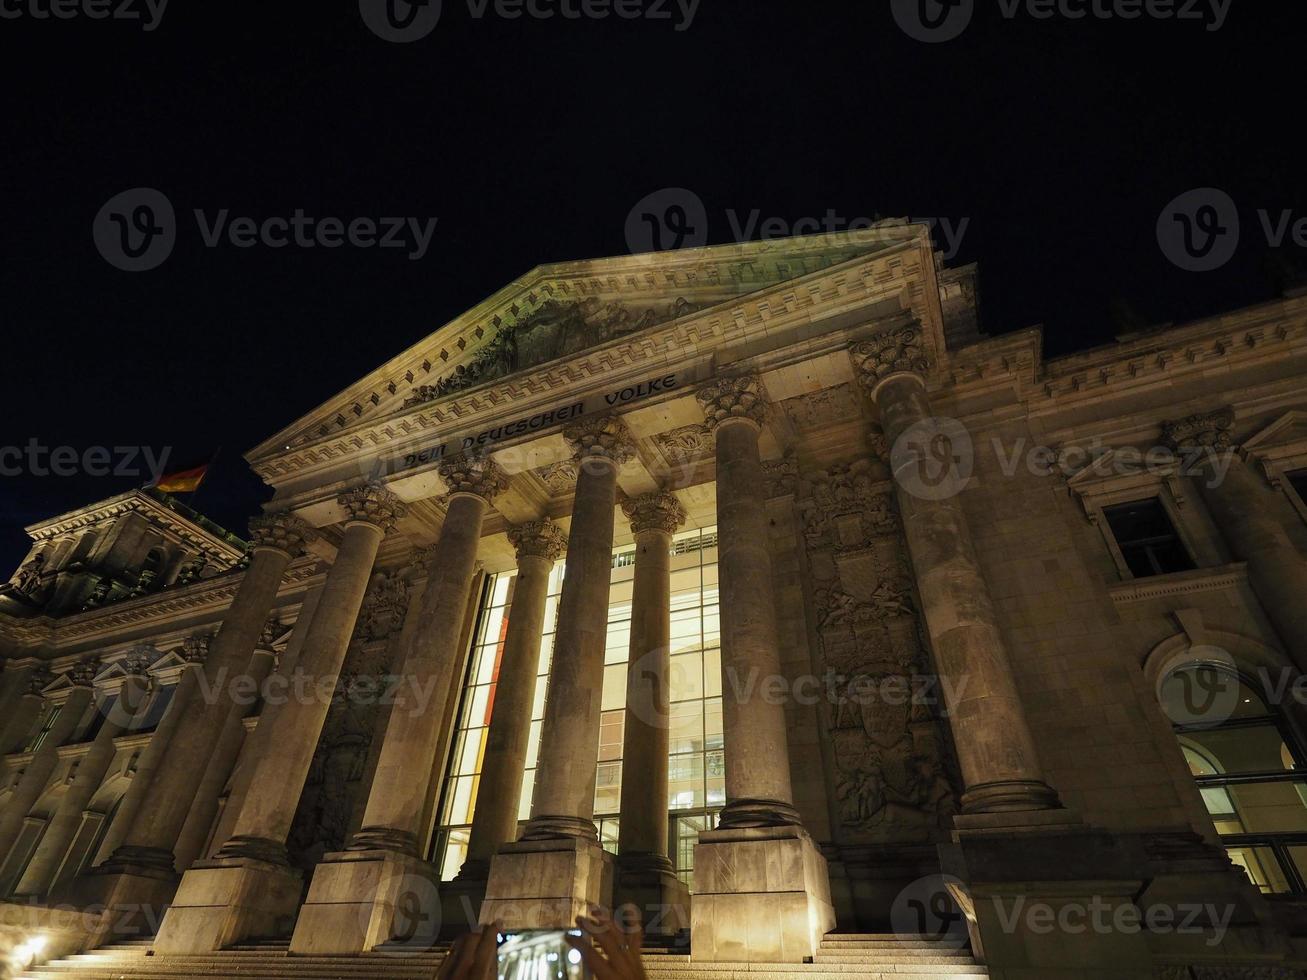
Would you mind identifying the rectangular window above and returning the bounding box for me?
[25,703,63,752]
[1288,469,1307,508]
[130,684,177,734]
[1103,498,1196,578]
[431,526,724,889]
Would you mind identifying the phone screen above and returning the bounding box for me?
[497,929,589,980]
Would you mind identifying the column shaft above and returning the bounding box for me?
[875,373,1059,814]
[217,518,386,860]
[713,418,797,827]
[15,673,151,897]
[462,536,558,872]
[524,458,620,840]
[351,493,489,854]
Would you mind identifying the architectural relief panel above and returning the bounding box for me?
[797,458,960,843]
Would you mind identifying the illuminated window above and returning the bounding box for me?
[431,526,724,889]
[1161,666,1307,894]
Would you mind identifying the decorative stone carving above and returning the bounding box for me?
[181,632,212,665]
[248,512,316,557]
[562,414,636,464]
[402,296,700,407]
[121,647,155,676]
[437,453,509,502]
[652,424,712,465]
[621,492,686,536]
[762,456,799,499]
[1161,407,1236,453]
[355,572,414,643]
[782,383,861,432]
[796,457,960,843]
[851,325,931,391]
[507,519,567,562]
[696,374,768,432]
[68,659,100,688]
[537,459,579,494]
[13,553,46,596]
[866,425,890,463]
[27,668,54,696]
[175,552,211,586]
[338,484,406,533]
[256,618,283,652]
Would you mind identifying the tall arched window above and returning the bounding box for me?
[1161,666,1307,894]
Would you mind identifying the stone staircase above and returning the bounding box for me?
[17,933,987,980]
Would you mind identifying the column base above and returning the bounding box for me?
[47,859,179,945]
[440,870,489,938]
[289,848,442,955]
[614,853,689,936]
[151,856,302,954]
[480,836,614,929]
[959,779,1065,815]
[691,822,834,963]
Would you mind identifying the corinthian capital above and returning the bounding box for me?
[68,659,100,688]
[248,512,316,558]
[339,483,407,533]
[621,491,687,536]
[438,453,510,502]
[563,414,636,465]
[181,632,212,665]
[695,374,768,432]
[852,325,931,392]
[507,519,567,563]
[1161,408,1236,453]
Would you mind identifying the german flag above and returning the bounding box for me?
[151,455,214,494]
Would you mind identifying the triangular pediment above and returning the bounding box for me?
[1244,410,1307,455]
[248,225,929,465]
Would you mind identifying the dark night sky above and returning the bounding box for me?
[1,0,1303,572]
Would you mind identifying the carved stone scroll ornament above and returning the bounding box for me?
[437,453,510,502]
[562,414,637,465]
[851,325,931,393]
[338,484,407,534]
[621,492,687,536]
[507,519,567,563]
[1160,407,1236,454]
[695,374,768,432]
[248,512,316,558]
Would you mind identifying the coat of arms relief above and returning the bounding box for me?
[798,458,960,843]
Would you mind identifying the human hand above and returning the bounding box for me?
[565,904,648,980]
[436,920,501,980]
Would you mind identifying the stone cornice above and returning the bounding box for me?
[0,557,321,651]
[247,233,941,488]
[1108,562,1249,604]
[23,489,246,562]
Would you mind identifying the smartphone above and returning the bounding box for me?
[497,928,589,980]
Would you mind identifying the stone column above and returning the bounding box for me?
[0,664,48,755]
[615,491,690,933]
[0,663,98,894]
[171,618,282,872]
[14,658,152,898]
[481,415,634,930]
[689,374,834,963]
[290,456,505,955]
[1162,409,1307,673]
[459,520,566,879]
[853,328,1065,821]
[154,484,403,955]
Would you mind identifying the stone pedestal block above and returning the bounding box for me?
[289,849,441,954]
[691,824,835,962]
[52,861,178,946]
[439,873,488,938]
[480,837,613,930]
[940,828,1154,979]
[614,859,690,936]
[151,858,302,954]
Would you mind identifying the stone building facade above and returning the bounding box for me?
[3,225,1307,978]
